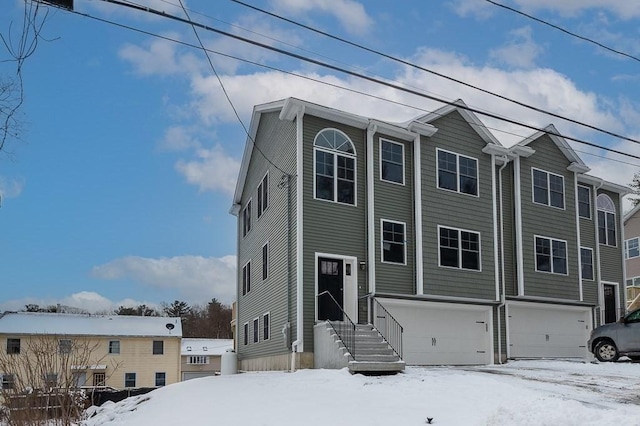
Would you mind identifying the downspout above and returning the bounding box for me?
[514,156,525,296]
[366,123,377,324]
[292,106,305,371]
[414,132,423,295]
[496,155,509,364]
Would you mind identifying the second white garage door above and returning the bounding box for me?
[377,298,493,365]
[507,302,591,359]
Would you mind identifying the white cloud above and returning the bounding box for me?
[175,146,240,195]
[452,0,640,19]
[0,176,25,203]
[119,35,202,77]
[490,26,543,69]
[270,0,373,35]
[159,125,202,151]
[91,255,236,305]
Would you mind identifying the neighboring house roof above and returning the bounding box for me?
[624,202,640,224]
[513,124,590,173]
[180,338,233,356]
[0,312,182,337]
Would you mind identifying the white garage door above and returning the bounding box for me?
[507,302,591,359]
[182,372,215,381]
[378,298,493,365]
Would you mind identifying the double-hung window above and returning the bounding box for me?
[438,226,481,271]
[626,238,640,259]
[242,261,251,295]
[437,149,478,196]
[581,247,594,280]
[242,200,252,237]
[535,236,567,274]
[380,139,404,184]
[6,338,20,354]
[243,323,248,346]
[152,340,164,355]
[381,220,406,264]
[109,340,120,354]
[532,168,564,209]
[262,242,269,281]
[577,185,591,218]
[597,194,617,246]
[257,173,269,218]
[124,373,136,388]
[263,313,270,341]
[155,372,166,387]
[314,129,356,205]
[253,318,259,343]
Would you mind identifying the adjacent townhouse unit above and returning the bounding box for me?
[624,203,640,309]
[0,312,182,391]
[230,97,629,370]
[180,338,233,380]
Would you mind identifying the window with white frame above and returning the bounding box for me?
[262,242,269,281]
[155,372,166,387]
[535,236,567,274]
[581,247,593,280]
[253,318,259,343]
[257,172,269,218]
[243,323,248,346]
[380,139,404,184]
[626,237,640,259]
[263,313,270,341]
[108,340,120,354]
[314,128,356,205]
[381,220,406,264]
[153,340,164,355]
[437,149,478,196]
[188,356,210,365]
[577,185,591,219]
[438,226,481,271]
[242,261,251,295]
[124,373,136,388]
[242,199,252,237]
[532,168,564,209]
[597,194,617,246]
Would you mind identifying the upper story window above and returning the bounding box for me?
[188,356,209,364]
[6,339,20,354]
[437,149,478,196]
[253,318,259,343]
[152,340,164,355]
[626,238,640,259]
[242,261,251,295]
[438,226,481,271]
[263,313,270,341]
[59,339,72,355]
[597,194,617,247]
[257,172,269,218]
[381,220,406,264]
[535,236,567,275]
[581,247,594,280]
[242,199,252,237]
[243,323,249,346]
[380,139,404,185]
[577,185,591,219]
[109,340,120,354]
[314,129,356,205]
[532,168,564,209]
[262,242,269,281]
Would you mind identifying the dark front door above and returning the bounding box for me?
[604,284,617,324]
[317,258,344,321]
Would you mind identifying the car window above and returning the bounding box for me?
[625,310,640,323]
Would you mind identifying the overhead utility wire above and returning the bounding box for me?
[55,0,640,163]
[229,0,640,148]
[485,0,640,64]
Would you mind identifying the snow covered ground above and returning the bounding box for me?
[81,359,640,425]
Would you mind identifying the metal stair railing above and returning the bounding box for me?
[316,290,357,361]
[372,297,403,359]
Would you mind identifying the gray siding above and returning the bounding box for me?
[374,134,415,295]
[421,111,496,300]
[500,163,517,297]
[237,112,297,360]
[302,115,368,352]
[598,189,624,304]
[579,184,598,305]
[519,136,579,300]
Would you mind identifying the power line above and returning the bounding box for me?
[484,0,640,64]
[229,0,640,149]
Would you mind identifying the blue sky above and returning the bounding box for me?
[2,0,640,313]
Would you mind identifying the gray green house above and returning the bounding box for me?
[230,97,628,370]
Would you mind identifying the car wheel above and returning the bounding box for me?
[594,340,619,362]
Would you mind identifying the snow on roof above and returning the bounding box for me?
[181,338,233,356]
[0,312,182,338]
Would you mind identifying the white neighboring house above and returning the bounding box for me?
[180,338,233,381]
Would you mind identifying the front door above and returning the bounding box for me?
[604,284,617,324]
[317,257,343,321]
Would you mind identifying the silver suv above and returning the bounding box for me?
[588,308,640,362]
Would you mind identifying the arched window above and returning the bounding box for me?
[314,129,356,205]
[597,194,617,246]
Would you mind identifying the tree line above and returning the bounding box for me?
[21,299,232,339]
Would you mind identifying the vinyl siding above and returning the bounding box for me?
[598,189,624,304]
[302,115,368,352]
[421,111,496,300]
[519,136,579,300]
[579,183,598,305]
[500,163,517,297]
[374,134,415,295]
[237,111,297,360]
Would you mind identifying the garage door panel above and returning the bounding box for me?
[379,299,492,365]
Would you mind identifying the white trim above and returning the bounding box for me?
[580,247,594,282]
[620,200,628,308]
[313,128,357,207]
[379,138,405,185]
[262,312,270,341]
[437,225,482,272]
[575,174,583,300]
[380,219,407,265]
[295,108,304,352]
[597,194,618,247]
[593,185,603,324]
[491,154,500,301]
[257,171,269,219]
[414,133,423,295]
[242,198,252,238]
[600,281,621,324]
[314,253,358,322]
[435,148,480,198]
[624,237,640,259]
[533,235,569,276]
[243,322,249,346]
[514,157,525,296]
[367,125,376,294]
[531,167,566,210]
[262,241,269,281]
[577,184,592,220]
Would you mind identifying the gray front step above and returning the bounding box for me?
[349,360,405,373]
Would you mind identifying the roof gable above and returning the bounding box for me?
[514,124,589,173]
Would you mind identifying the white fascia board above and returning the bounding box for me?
[579,174,631,195]
[508,145,535,158]
[406,121,438,137]
[515,124,588,169]
[280,97,370,129]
